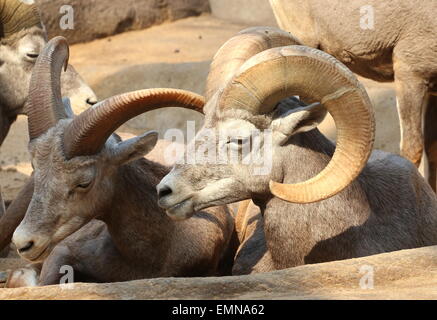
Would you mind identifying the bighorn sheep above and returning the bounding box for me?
[156,27,437,270]
[269,0,437,190]
[3,37,236,286]
[0,0,97,146]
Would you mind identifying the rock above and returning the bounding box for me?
[90,60,208,137]
[35,0,211,44]
[68,16,248,139]
[209,0,278,26]
[0,246,436,299]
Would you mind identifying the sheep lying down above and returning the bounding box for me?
[3,26,437,287]
[0,36,240,287]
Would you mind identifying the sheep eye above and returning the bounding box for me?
[76,181,91,189]
[26,53,39,59]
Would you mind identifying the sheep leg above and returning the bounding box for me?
[0,178,34,252]
[38,246,81,286]
[39,223,135,285]
[4,263,42,288]
[394,69,428,167]
[233,201,276,275]
[425,95,437,191]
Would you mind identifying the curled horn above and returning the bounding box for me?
[0,0,41,39]
[219,45,375,203]
[26,36,70,140]
[63,89,205,159]
[205,26,301,101]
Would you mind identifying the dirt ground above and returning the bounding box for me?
[0,15,402,203]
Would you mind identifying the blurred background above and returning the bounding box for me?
[0,0,400,202]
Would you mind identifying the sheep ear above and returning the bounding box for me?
[112,131,158,165]
[271,102,327,144]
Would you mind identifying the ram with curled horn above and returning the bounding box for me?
[1,37,237,286]
[0,0,97,256]
[0,0,97,146]
[157,27,437,271]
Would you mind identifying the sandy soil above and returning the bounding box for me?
[0,15,402,203]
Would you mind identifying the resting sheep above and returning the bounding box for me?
[0,0,96,146]
[156,27,437,270]
[269,0,437,190]
[2,37,236,286]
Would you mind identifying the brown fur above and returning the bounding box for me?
[5,130,236,286]
[158,96,437,271]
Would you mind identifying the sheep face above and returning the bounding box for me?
[157,97,327,220]
[12,121,158,262]
[0,27,97,116]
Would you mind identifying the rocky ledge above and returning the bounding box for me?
[0,246,436,299]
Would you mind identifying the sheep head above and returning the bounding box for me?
[0,0,96,121]
[12,37,205,262]
[156,27,375,220]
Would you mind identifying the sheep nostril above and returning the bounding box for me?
[158,186,173,199]
[86,98,97,106]
[18,241,34,253]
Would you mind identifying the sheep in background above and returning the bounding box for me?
[269,0,437,190]
[0,0,97,146]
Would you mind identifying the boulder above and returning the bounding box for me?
[0,246,436,299]
[209,0,278,26]
[35,0,211,44]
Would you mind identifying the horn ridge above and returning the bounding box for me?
[205,26,301,102]
[63,88,205,159]
[0,0,41,39]
[27,36,70,140]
